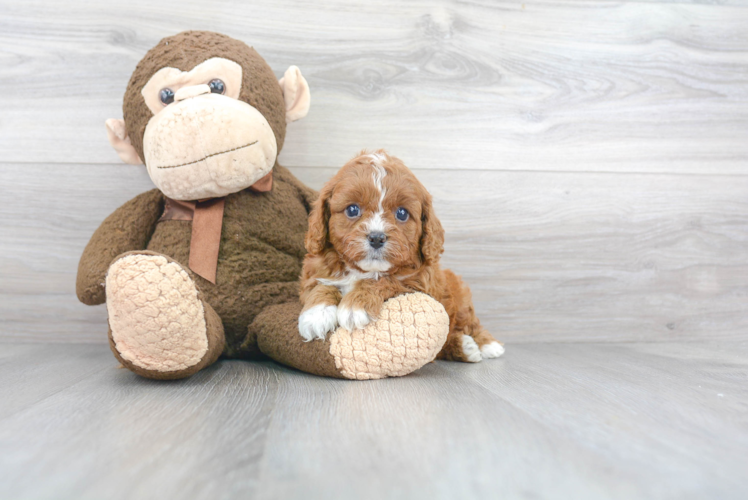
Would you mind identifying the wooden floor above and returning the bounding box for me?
[1,341,746,500]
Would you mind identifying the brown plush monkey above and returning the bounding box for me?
[77,31,448,380]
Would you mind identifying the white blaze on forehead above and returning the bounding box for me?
[368,152,387,166]
[363,155,389,234]
[368,153,388,212]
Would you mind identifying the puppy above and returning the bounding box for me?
[298,150,504,362]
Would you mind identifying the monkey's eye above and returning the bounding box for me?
[159,88,175,105]
[345,204,361,218]
[395,207,409,222]
[208,79,225,94]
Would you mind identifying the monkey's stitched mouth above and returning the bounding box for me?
[156,140,258,169]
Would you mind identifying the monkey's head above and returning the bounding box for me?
[106,31,310,201]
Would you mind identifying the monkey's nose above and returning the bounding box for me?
[368,232,387,250]
[174,84,211,102]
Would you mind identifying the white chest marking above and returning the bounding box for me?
[318,269,383,296]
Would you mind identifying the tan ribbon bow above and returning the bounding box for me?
[159,171,274,284]
[188,197,225,284]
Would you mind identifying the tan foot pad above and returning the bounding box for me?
[106,254,208,373]
[328,293,450,380]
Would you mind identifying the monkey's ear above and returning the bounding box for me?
[105,118,143,165]
[279,66,310,123]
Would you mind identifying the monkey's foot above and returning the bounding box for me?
[105,252,224,380]
[254,293,450,380]
[327,293,450,380]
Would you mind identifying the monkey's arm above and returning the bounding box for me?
[76,189,165,305]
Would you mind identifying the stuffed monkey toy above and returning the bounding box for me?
[77,31,449,380]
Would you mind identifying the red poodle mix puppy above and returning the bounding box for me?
[299,150,504,362]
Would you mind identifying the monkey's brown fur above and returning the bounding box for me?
[77,165,315,358]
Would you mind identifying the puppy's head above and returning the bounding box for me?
[306,150,444,273]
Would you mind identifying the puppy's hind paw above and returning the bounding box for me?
[462,335,482,363]
[299,304,338,341]
[337,306,372,331]
[480,341,505,359]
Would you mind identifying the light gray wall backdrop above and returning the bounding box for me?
[1,0,747,343]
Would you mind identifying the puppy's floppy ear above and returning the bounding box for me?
[305,183,334,255]
[419,191,445,265]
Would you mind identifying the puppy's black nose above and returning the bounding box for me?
[368,232,387,249]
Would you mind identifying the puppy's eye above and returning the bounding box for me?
[208,79,225,94]
[159,88,175,105]
[345,204,361,218]
[395,207,409,222]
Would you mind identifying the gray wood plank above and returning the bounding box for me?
[255,341,748,500]
[1,0,747,174]
[0,343,113,419]
[441,342,748,495]
[0,353,280,500]
[255,364,631,500]
[2,163,747,343]
[0,342,746,499]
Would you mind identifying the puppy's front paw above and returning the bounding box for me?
[480,341,505,359]
[337,306,372,331]
[299,304,338,341]
[461,335,483,363]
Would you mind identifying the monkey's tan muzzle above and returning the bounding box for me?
[143,92,277,201]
